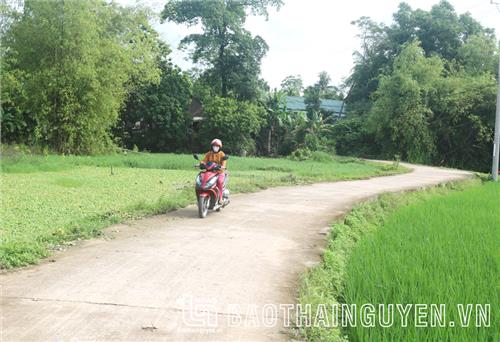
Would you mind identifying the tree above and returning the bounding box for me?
[346,1,496,111]
[256,89,293,155]
[304,72,343,119]
[115,58,192,152]
[457,34,498,75]
[317,71,331,94]
[368,41,441,163]
[161,0,282,101]
[340,1,498,171]
[1,1,28,143]
[303,85,321,119]
[317,71,344,100]
[0,58,30,144]
[2,0,161,153]
[200,96,264,155]
[280,75,303,96]
[331,117,376,156]
[367,39,497,170]
[289,111,335,153]
[345,16,390,113]
[429,73,496,170]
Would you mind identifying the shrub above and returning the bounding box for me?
[311,151,334,162]
[289,147,312,161]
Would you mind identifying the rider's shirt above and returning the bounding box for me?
[203,151,227,172]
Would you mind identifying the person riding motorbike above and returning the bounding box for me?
[202,139,227,204]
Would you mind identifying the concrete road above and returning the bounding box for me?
[0,164,471,341]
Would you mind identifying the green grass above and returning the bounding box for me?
[1,151,400,178]
[299,180,499,341]
[0,152,406,268]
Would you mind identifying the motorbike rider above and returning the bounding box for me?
[202,139,227,204]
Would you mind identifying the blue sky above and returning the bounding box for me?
[121,0,500,89]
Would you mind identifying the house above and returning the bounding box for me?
[283,96,347,119]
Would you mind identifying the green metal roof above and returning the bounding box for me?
[284,96,346,114]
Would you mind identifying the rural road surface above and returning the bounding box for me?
[1,164,471,341]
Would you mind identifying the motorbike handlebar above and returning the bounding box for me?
[195,162,226,172]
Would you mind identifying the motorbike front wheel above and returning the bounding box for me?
[198,196,209,218]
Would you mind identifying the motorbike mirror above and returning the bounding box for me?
[222,155,229,161]
[193,154,199,160]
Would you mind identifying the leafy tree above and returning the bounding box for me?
[331,118,377,157]
[256,89,296,155]
[340,1,498,171]
[290,112,334,153]
[457,34,498,75]
[280,75,303,96]
[429,73,496,170]
[0,44,30,144]
[345,16,390,113]
[2,0,161,153]
[303,85,321,119]
[1,1,28,143]
[317,71,331,94]
[304,72,343,119]
[346,1,496,109]
[367,39,497,170]
[115,58,192,152]
[161,0,282,101]
[200,96,264,155]
[368,41,441,163]
[316,71,343,100]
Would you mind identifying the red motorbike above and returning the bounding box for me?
[193,154,230,218]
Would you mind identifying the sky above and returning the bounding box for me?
[122,0,500,89]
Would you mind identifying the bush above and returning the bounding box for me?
[311,151,334,162]
[304,133,321,151]
[289,147,312,161]
[331,118,377,157]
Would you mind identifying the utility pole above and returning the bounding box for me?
[493,52,500,181]
[492,1,500,181]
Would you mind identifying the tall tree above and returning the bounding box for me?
[346,0,497,111]
[303,85,321,119]
[341,0,499,172]
[115,56,193,153]
[317,71,331,94]
[368,41,442,163]
[317,71,343,100]
[345,16,389,114]
[1,1,30,143]
[304,72,343,119]
[258,89,291,155]
[161,0,282,101]
[280,75,303,96]
[2,0,161,153]
[429,73,496,171]
[457,34,498,75]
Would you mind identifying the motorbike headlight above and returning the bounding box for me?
[204,175,218,189]
[196,174,202,188]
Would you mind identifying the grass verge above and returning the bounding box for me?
[0,152,407,269]
[299,180,498,341]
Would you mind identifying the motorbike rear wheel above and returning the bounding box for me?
[198,196,209,218]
